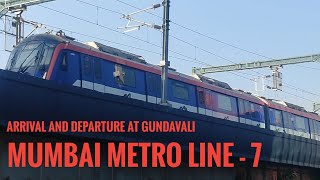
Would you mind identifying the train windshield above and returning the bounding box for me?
[6,40,57,78]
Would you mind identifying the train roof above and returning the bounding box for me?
[264,98,320,121]
[28,33,320,121]
[86,42,147,64]
[21,33,69,44]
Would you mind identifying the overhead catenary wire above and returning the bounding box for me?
[108,0,320,98]
[169,32,320,98]
[34,3,319,104]
[22,17,253,79]
[20,19,208,66]
[72,0,272,75]
[75,0,123,16]
[37,4,268,80]
[38,5,161,49]
[39,5,220,67]
[19,13,262,85]
[32,26,317,104]
[295,64,320,71]
[112,0,317,65]
[75,0,320,75]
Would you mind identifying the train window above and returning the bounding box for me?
[317,121,320,135]
[295,116,308,132]
[253,104,264,122]
[283,112,295,130]
[309,119,316,134]
[84,56,92,76]
[60,52,68,71]
[238,99,245,115]
[244,101,250,115]
[9,42,43,70]
[313,120,319,134]
[217,93,232,112]
[114,64,136,87]
[269,109,283,127]
[39,43,55,71]
[172,82,189,100]
[238,99,264,122]
[283,112,309,132]
[214,93,237,116]
[147,73,160,93]
[94,59,102,79]
[123,68,136,87]
[205,91,213,109]
[198,90,205,105]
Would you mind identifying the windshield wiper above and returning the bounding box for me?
[18,55,39,74]
[17,43,43,73]
[10,43,29,69]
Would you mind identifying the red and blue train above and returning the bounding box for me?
[5,33,320,141]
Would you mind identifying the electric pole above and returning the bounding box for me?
[118,1,168,105]
[14,9,24,45]
[314,103,320,114]
[160,0,170,105]
[0,0,56,47]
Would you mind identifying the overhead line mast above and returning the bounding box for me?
[160,0,170,105]
[0,0,55,45]
[119,0,171,106]
[192,54,320,74]
[193,53,320,91]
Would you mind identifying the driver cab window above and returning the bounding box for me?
[39,43,55,72]
[60,52,68,71]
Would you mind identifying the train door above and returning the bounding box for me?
[81,55,94,90]
[53,50,81,86]
[197,87,206,115]
[196,87,213,116]
[93,58,105,93]
[146,72,161,104]
[205,89,214,116]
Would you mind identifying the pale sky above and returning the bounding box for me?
[1,0,320,111]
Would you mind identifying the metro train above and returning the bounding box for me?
[5,33,320,141]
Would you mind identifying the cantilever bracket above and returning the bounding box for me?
[0,5,8,18]
[314,103,320,114]
[118,3,162,33]
[313,55,320,62]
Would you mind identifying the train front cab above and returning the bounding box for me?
[5,34,60,79]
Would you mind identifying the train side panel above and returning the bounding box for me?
[48,47,320,142]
